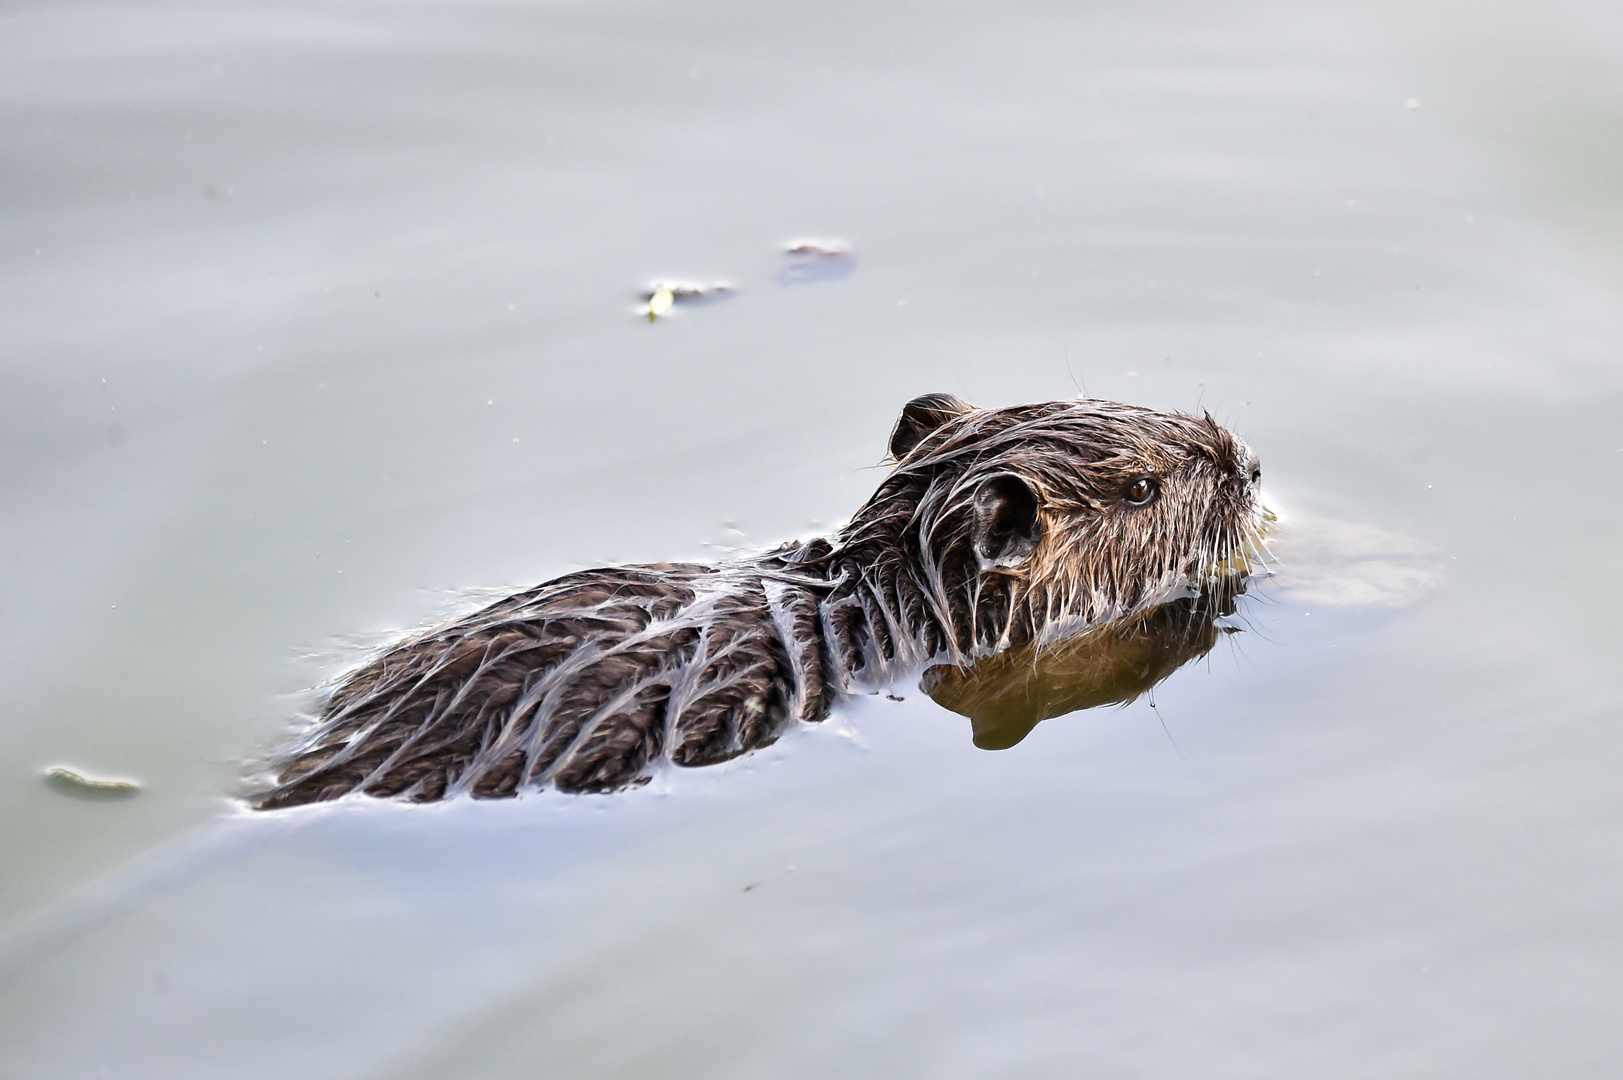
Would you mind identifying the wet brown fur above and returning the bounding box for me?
[254,396,1261,809]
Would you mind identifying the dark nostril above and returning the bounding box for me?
[1250,467,1261,484]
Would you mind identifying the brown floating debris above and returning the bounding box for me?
[784,237,853,256]
[779,238,856,285]
[44,765,142,800]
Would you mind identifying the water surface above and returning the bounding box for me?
[4,0,1623,1076]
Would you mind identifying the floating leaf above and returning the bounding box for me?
[646,287,674,321]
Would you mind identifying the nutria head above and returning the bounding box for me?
[832,394,1263,658]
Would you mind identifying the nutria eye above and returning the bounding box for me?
[1124,477,1158,506]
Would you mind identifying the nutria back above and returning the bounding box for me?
[254,394,1262,809]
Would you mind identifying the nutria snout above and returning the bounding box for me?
[253,395,1263,809]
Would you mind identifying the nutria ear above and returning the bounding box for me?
[972,474,1041,569]
[888,393,976,460]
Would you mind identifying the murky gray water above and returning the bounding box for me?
[4,0,1623,1075]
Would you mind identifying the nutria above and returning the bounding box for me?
[253,395,1263,809]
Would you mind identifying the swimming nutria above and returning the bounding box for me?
[253,395,1262,809]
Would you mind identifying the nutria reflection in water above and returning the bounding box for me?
[253,395,1264,809]
[923,589,1243,752]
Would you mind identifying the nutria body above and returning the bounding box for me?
[254,395,1262,809]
